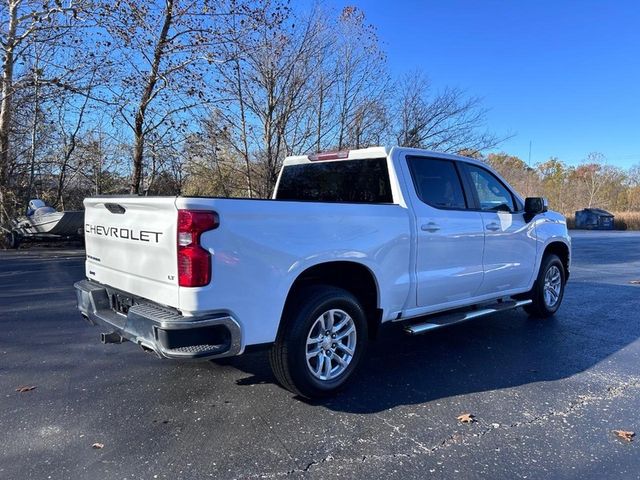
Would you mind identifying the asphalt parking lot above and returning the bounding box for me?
[1,231,639,479]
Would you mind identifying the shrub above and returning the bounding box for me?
[612,212,640,231]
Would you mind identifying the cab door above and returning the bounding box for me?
[404,155,485,308]
[460,163,537,295]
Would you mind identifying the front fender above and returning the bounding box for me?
[530,212,571,287]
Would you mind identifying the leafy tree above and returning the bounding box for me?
[537,157,567,212]
[484,152,538,198]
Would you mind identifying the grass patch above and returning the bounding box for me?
[612,211,640,230]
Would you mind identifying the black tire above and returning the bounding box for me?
[524,254,566,318]
[269,285,368,398]
[8,230,21,249]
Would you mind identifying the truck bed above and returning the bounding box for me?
[83,195,413,346]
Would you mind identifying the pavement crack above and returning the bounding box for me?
[375,413,433,453]
[256,379,640,478]
[505,378,640,429]
[301,458,322,472]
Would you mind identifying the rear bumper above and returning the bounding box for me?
[74,279,242,360]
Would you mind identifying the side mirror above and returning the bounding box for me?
[524,197,548,221]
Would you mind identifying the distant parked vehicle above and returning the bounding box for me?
[3,199,84,248]
[575,208,614,230]
[75,146,571,398]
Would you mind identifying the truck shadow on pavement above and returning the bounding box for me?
[225,280,640,413]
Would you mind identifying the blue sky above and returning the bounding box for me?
[321,0,640,168]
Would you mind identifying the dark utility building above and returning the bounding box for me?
[575,208,615,230]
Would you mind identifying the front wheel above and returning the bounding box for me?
[269,285,368,398]
[524,254,566,318]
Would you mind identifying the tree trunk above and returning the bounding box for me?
[131,117,145,194]
[0,1,18,221]
[316,78,324,152]
[130,0,174,194]
[234,54,253,197]
[27,49,40,204]
[263,74,276,196]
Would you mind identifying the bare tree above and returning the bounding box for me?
[50,73,95,207]
[572,153,626,209]
[395,70,502,153]
[98,0,233,194]
[626,164,640,211]
[75,127,130,196]
[182,112,248,197]
[0,0,86,219]
[576,153,608,208]
[333,6,388,150]
[215,2,330,195]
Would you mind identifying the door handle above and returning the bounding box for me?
[486,222,500,231]
[421,222,440,233]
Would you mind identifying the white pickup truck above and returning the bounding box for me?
[75,146,570,398]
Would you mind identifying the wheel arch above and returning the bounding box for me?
[282,261,382,339]
[542,240,570,280]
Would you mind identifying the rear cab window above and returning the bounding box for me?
[275,158,393,203]
[406,157,467,209]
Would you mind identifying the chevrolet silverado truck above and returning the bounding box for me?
[75,146,571,398]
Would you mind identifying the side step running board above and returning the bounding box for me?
[404,299,533,335]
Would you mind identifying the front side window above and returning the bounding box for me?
[465,165,515,212]
[406,157,467,209]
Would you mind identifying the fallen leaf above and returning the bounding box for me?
[457,413,476,424]
[15,385,36,393]
[613,430,635,442]
[91,443,104,449]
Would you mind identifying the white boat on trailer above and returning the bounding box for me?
[3,199,84,248]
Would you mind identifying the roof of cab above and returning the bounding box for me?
[282,146,391,166]
[281,146,487,167]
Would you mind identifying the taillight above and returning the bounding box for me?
[177,210,219,287]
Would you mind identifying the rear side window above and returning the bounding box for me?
[276,158,393,203]
[407,157,467,209]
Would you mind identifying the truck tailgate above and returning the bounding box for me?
[83,197,179,308]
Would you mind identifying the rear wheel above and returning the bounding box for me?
[8,230,21,249]
[269,285,368,398]
[524,254,566,318]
